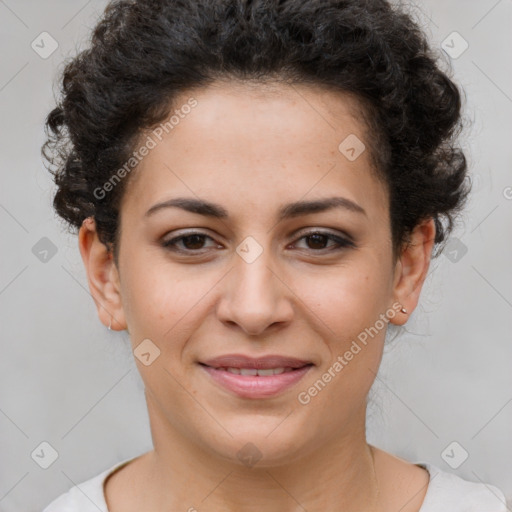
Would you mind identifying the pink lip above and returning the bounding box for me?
[199,353,314,399]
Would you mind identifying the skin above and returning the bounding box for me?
[78,80,435,512]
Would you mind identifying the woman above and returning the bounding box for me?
[41,0,507,510]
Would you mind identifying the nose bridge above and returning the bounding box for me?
[217,235,292,335]
[235,243,276,300]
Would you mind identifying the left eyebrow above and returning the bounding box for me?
[144,196,367,220]
[276,196,367,220]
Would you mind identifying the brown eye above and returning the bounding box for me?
[162,232,218,253]
[293,231,354,252]
[304,233,330,250]
[179,234,208,250]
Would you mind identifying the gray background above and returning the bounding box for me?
[0,1,511,511]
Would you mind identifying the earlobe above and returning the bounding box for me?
[389,218,436,326]
[78,217,127,331]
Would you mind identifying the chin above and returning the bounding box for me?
[199,421,314,469]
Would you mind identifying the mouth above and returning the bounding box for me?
[198,354,314,399]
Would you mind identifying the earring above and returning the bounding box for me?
[108,317,112,330]
[400,307,408,314]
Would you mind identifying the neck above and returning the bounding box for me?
[142,392,380,512]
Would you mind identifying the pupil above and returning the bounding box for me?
[308,234,327,249]
[183,235,204,250]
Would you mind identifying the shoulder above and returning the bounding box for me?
[41,457,138,512]
[41,472,107,512]
[417,462,508,512]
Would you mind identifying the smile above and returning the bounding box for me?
[199,361,314,399]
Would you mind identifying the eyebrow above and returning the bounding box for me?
[144,196,367,220]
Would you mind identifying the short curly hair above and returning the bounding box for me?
[42,0,470,266]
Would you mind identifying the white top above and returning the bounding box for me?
[42,456,508,512]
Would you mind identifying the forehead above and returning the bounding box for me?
[119,80,388,224]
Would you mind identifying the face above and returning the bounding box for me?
[80,80,434,467]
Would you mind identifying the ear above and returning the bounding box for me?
[78,216,127,331]
[389,218,436,326]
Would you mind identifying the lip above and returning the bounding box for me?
[199,354,314,399]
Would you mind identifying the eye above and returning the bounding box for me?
[161,229,354,255]
[161,232,219,253]
[291,230,355,252]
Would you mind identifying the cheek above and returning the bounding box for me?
[120,260,218,349]
[295,262,391,342]
[291,262,390,396]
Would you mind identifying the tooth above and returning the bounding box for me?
[257,367,286,376]
[222,367,294,375]
[256,368,276,376]
[240,368,258,376]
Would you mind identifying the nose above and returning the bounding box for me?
[216,247,294,337]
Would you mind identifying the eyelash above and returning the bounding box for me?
[161,230,355,255]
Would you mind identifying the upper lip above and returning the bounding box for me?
[200,354,313,369]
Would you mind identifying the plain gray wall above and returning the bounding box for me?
[0,1,511,511]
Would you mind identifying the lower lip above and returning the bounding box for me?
[200,364,313,399]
